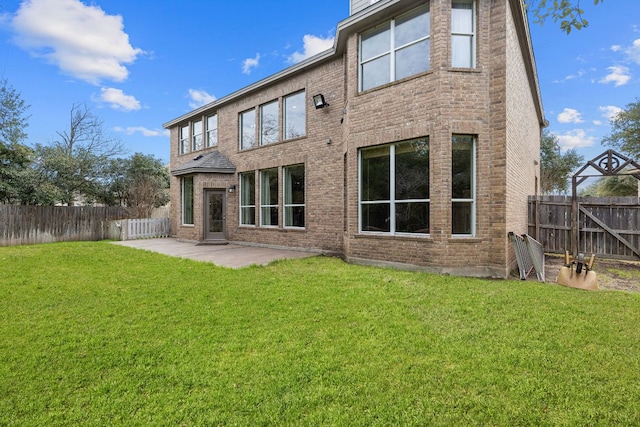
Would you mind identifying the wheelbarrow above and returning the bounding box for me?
[556,251,598,290]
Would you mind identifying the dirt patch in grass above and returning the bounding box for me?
[543,254,640,293]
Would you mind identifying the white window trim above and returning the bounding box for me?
[206,114,218,147]
[192,120,203,152]
[358,142,430,236]
[259,168,279,228]
[283,164,305,229]
[451,136,476,237]
[359,4,431,92]
[239,172,255,226]
[451,0,476,68]
[179,125,189,155]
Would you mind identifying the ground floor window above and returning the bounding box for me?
[182,176,194,225]
[359,137,430,234]
[240,171,255,225]
[452,135,475,235]
[284,164,305,228]
[260,168,279,226]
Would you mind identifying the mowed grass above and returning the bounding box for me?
[1,242,640,426]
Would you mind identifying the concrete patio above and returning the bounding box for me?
[112,238,318,268]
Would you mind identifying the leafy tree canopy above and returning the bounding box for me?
[602,98,640,160]
[527,0,604,34]
[540,130,584,194]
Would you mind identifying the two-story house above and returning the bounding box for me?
[163,0,544,278]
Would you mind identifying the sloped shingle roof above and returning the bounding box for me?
[171,151,236,176]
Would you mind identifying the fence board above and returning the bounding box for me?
[528,196,640,260]
[0,205,128,247]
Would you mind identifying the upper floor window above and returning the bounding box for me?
[180,125,189,155]
[260,100,279,145]
[239,109,256,150]
[452,135,475,236]
[284,91,306,140]
[192,120,203,151]
[452,0,476,68]
[359,3,431,92]
[206,114,218,147]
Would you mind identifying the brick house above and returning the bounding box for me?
[163,0,544,278]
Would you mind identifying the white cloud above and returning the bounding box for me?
[9,0,143,84]
[557,108,584,124]
[555,129,596,151]
[114,126,169,137]
[624,38,640,64]
[98,87,140,111]
[599,65,631,86]
[611,45,622,52]
[288,34,334,64]
[242,54,260,75]
[599,105,623,122]
[188,89,216,109]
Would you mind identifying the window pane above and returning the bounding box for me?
[361,23,390,61]
[395,5,430,47]
[361,146,390,201]
[361,203,391,232]
[285,206,305,227]
[240,172,255,225]
[260,168,278,226]
[285,165,305,204]
[180,125,189,154]
[183,176,194,225]
[395,138,430,200]
[206,114,218,147]
[396,202,430,233]
[452,35,473,68]
[240,109,256,150]
[284,92,306,140]
[192,120,203,151]
[361,54,391,91]
[260,100,279,145]
[395,39,430,81]
[452,135,473,199]
[452,2,473,33]
[452,202,472,234]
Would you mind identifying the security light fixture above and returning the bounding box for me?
[313,94,329,109]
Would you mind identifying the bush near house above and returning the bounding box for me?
[1,242,639,426]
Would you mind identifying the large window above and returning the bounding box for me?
[206,114,218,147]
[360,4,431,91]
[240,109,256,150]
[284,164,305,228]
[360,138,430,234]
[240,172,256,225]
[283,91,306,140]
[260,168,279,226]
[452,135,475,235]
[260,100,279,145]
[452,1,476,68]
[180,125,189,155]
[182,176,194,225]
[192,120,203,151]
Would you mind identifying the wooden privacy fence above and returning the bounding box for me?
[528,195,640,260]
[0,205,128,247]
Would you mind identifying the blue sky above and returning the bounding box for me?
[0,0,639,166]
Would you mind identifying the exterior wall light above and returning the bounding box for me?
[313,94,329,109]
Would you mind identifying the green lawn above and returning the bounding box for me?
[1,242,639,426]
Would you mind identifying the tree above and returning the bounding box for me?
[32,103,125,205]
[0,80,33,204]
[99,153,169,218]
[527,0,604,34]
[580,174,639,197]
[540,130,583,194]
[602,99,640,160]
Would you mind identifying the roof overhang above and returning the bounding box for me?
[171,151,236,176]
